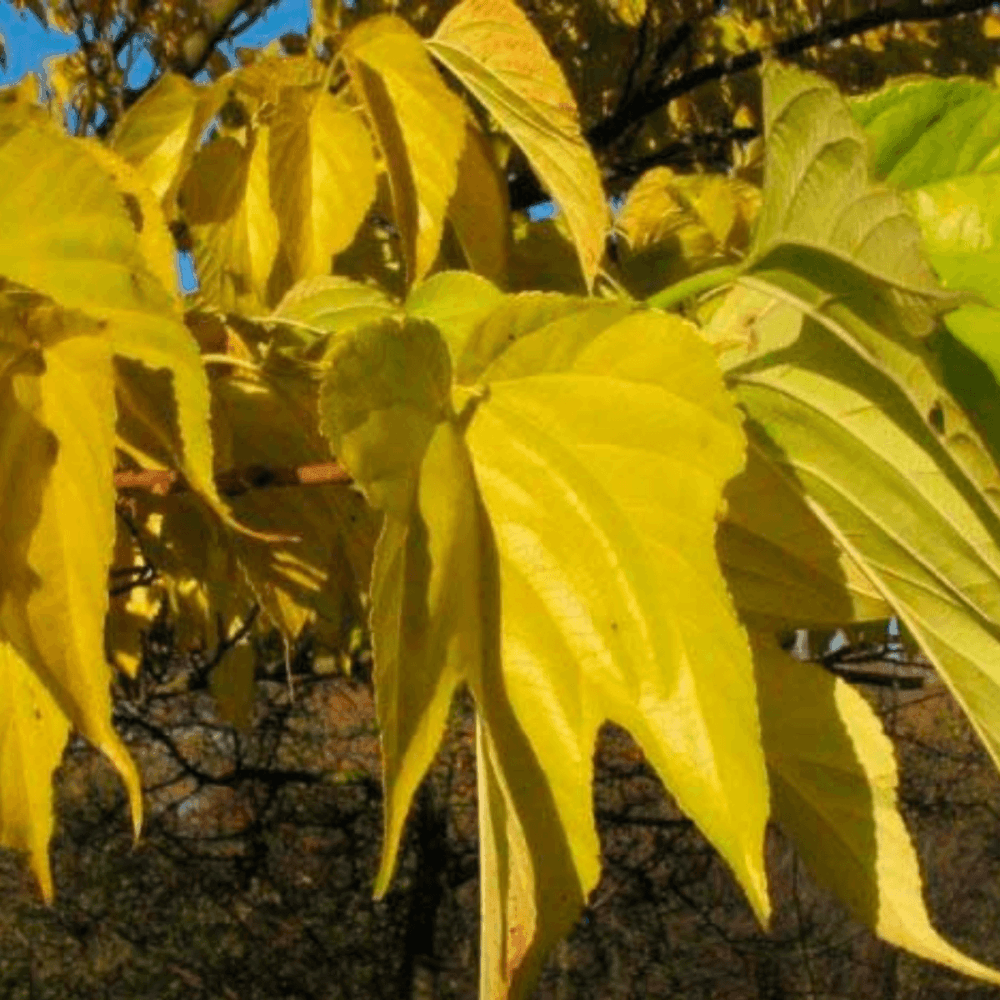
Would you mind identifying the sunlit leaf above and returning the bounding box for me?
[270,273,398,350]
[269,87,377,287]
[427,0,608,291]
[0,641,69,902]
[750,59,959,337]
[0,117,230,527]
[848,76,1000,456]
[755,635,1000,985]
[343,15,467,286]
[405,270,505,363]
[210,367,378,644]
[319,294,769,999]
[110,72,226,219]
[80,138,181,297]
[618,166,760,297]
[597,0,646,26]
[179,131,280,311]
[0,331,142,846]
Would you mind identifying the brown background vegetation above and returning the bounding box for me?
[3,623,1000,999]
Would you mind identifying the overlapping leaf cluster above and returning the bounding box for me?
[4,3,1000,999]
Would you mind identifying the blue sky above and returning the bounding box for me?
[0,0,312,86]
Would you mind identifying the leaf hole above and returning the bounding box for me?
[122,192,143,234]
[929,402,945,434]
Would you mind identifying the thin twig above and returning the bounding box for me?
[114,460,353,497]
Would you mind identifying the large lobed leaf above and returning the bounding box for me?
[317,271,769,999]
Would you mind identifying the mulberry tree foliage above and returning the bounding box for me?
[3,2,1000,1000]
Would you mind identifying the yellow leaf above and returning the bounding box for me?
[269,88,377,286]
[343,15,466,287]
[617,167,760,295]
[984,13,1000,39]
[81,139,181,296]
[508,215,588,295]
[43,51,83,120]
[130,492,254,651]
[211,642,257,731]
[107,518,162,679]
[733,103,756,129]
[448,119,510,283]
[406,271,506,367]
[180,129,279,310]
[0,332,142,843]
[0,118,231,531]
[0,640,70,902]
[667,95,695,130]
[861,26,887,52]
[319,295,769,1000]
[427,0,608,291]
[599,0,646,27]
[111,72,227,220]
[756,636,1000,986]
[716,417,893,633]
[210,370,378,644]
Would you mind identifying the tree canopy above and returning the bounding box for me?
[4,2,1000,999]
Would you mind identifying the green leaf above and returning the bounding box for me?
[427,0,609,291]
[848,76,1000,457]
[755,634,1000,985]
[849,76,1000,189]
[343,15,467,286]
[749,60,959,337]
[704,70,1000,978]
[320,296,769,999]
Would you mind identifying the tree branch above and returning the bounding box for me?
[509,0,1000,211]
[114,460,353,497]
[592,0,1000,149]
